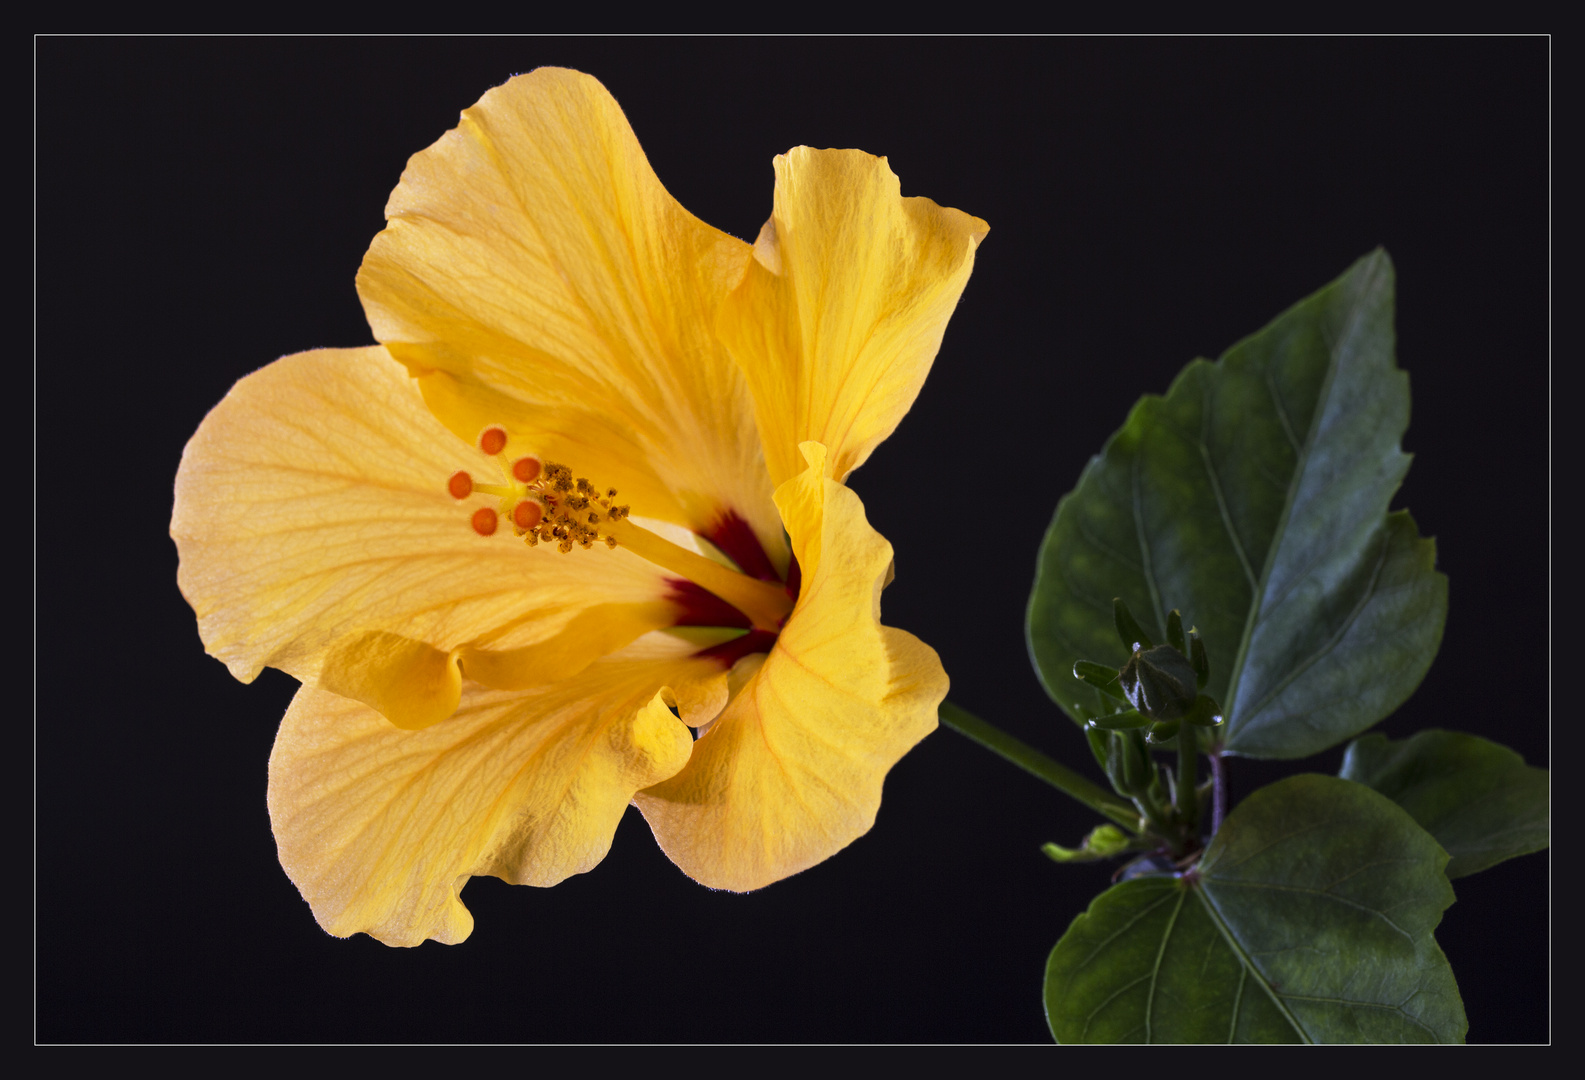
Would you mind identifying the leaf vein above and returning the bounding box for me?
[1208,879,1414,942]
[1196,366,1259,591]
[1236,526,1392,727]
[1266,365,1303,455]
[1131,457,1167,637]
[1145,889,1187,1042]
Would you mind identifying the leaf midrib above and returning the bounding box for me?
[1222,254,1386,747]
[1191,884,1312,1043]
[1232,525,1394,733]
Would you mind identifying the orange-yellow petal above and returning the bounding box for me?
[634,444,948,890]
[171,346,678,695]
[320,631,461,731]
[458,601,676,690]
[716,148,989,488]
[268,641,719,946]
[357,67,783,569]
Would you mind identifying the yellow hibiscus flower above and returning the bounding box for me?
[171,68,987,947]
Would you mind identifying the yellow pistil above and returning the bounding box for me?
[602,517,793,632]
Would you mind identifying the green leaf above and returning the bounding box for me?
[1340,729,1549,878]
[1027,251,1448,758]
[1044,775,1466,1043]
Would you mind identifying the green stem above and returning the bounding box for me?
[1131,790,1176,843]
[939,701,1138,828]
[1176,724,1199,840]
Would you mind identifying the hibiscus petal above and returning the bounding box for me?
[320,631,461,731]
[172,346,678,691]
[716,148,989,489]
[269,647,712,946]
[634,444,948,890]
[458,601,675,690]
[357,67,783,569]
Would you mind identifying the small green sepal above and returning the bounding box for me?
[1113,597,1154,652]
[1073,660,1127,700]
[1084,724,1110,771]
[1166,609,1185,654]
[1189,632,1209,690]
[1147,720,1181,743]
[1183,694,1224,727]
[1088,708,1148,730]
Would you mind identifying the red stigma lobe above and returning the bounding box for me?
[513,499,544,530]
[479,427,508,456]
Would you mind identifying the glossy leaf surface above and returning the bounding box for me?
[1044,775,1466,1043]
[1341,729,1549,878]
[1027,251,1447,758]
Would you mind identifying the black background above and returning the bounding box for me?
[37,37,1549,1043]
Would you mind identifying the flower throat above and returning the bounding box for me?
[447,424,795,634]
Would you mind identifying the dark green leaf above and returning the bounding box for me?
[1027,251,1448,758]
[1340,729,1549,877]
[1044,775,1466,1043]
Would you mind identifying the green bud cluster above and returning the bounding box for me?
[1073,599,1222,743]
[1069,598,1224,860]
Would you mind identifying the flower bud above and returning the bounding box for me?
[1104,728,1155,796]
[1190,631,1209,690]
[1042,824,1133,863]
[1119,644,1199,721]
